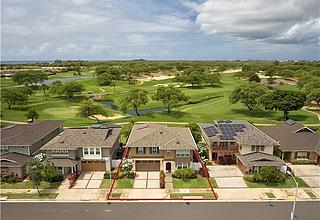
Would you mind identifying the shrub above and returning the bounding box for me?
[1,172,18,183]
[104,171,117,179]
[245,167,286,183]
[291,159,316,165]
[172,168,197,180]
[42,163,63,182]
[125,171,136,179]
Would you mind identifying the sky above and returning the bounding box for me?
[1,0,319,61]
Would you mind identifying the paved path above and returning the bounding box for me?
[165,173,174,193]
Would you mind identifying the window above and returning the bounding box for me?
[151,147,159,155]
[220,142,228,147]
[52,150,68,156]
[0,146,9,154]
[166,150,171,155]
[90,148,95,155]
[96,148,101,155]
[230,142,235,145]
[297,152,307,159]
[256,146,260,152]
[251,146,255,152]
[260,146,265,151]
[176,162,188,169]
[176,150,190,158]
[84,148,89,155]
[137,147,144,155]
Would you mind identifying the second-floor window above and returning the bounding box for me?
[52,150,69,156]
[96,148,101,155]
[151,147,159,154]
[166,150,171,155]
[84,148,89,155]
[251,145,265,152]
[137,147,144,155]
[83,147,100,155]
[176,150,190,158]
[220,142,228,147]
[0,146,9,154]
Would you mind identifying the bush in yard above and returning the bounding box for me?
[1,172,18,183]
[291,159,316,165]
[42,162,63,183]
[172,168,197,180]
[122,158,133,176]
[104,171,117,179]
[160,170,165,189]
[245,167,286,183]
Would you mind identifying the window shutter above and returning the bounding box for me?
[136,148,138,154]
[150,147,152,154]
[157,147,159,154]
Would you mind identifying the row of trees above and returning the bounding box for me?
[120,85,188,115]
[229,82,307,119]
[174,66,221,87]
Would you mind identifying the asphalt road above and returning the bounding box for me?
[1,201,319,220]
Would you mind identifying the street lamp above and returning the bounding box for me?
[287,170,299,220]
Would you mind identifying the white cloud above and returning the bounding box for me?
[193,0,319,44]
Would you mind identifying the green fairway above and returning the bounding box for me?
[1,71,318,126]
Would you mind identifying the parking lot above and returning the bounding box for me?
[133,172,160,189]
[73,171,104,189]
[207,165,247,188]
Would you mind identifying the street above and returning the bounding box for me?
[1,201,319,220]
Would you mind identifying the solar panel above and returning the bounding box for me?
[203,126,217,137]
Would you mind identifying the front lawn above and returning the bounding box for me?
[1,193,58,199]
[115,178,134,189]
[100,179,111,189]
[0,181,61,189]
[245,177,309,188]
[170,193,214,199]
[173,177,216,189]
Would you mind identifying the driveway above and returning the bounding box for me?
[289,165,320,187]
[207,165,247,188]
[73,171,105,189]
[133,171,160,189]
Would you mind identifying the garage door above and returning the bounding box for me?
[136,160,160,171]
[81,160,106,172]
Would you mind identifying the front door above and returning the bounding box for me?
[166,162,171,173]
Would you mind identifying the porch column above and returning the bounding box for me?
[71,166,74,174]
[208,148,213,161]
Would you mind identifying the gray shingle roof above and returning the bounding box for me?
[199,120,278,146]
[0,152,32,167]
[258,120,320,152]
[235,152,285,167]
[126,124,197,150]
[41,127,121,150]
[1,120,63,146]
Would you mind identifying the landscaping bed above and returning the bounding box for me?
[245,177,309,188]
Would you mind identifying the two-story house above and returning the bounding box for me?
[199,120,286,174]
[40,126,121,174]
[126,124,197,173]
[0,120,63,178]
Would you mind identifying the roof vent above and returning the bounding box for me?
[160,131,163,134]
[177,141,180,144]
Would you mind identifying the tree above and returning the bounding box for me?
[120,88,148,115]
[259,167,286,183]
[229,82,269,111]
[79,99,107,123]
[40,84,49,100]
[49,80,64,96]
[188,122,202,143]
[12,71,48,88]
[265,66,277,84]
[248,73,261,82]
[25,109,39,121]
[3,88,28,109]
[307,88,320,106]
[206,73,221,86]
[61,81,85,98]
[262,90,306,120]
[27,155,45,195]
[152,85,188,113]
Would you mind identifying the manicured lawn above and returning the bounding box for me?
[100,179,112,189]
[170,193,214,199]
[0,181,61,189]
[245,177,309,188]
[1,72,318,126]
[173,176,216,189]
[115,178,134,189]
[306,191,318,198]
[1,193,58,199]
[111,193,121,198]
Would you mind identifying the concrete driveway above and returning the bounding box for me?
[289,165,320,187]
[207,165,247,188]
[133,171,160,189]
[73,171,105,189]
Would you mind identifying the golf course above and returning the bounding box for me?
[1,67,319,127]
